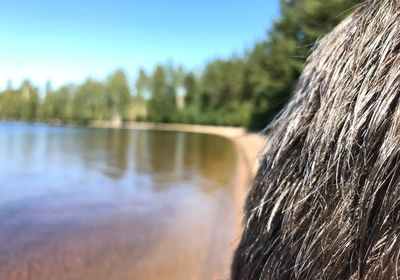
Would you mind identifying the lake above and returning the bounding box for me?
[0,122,240,280]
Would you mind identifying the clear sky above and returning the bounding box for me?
[0,0,280,89]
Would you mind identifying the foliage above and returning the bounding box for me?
[0,0,361,129]
[147,65,176,122]
[39,84,73,121]
[246,0,360,129]
[106,70,130,120]
[0,81,39,120]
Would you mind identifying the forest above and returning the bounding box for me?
[0,0,360,130]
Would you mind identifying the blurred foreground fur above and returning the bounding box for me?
[232,0,400,279]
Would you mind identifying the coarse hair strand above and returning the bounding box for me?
[232,0,400,279]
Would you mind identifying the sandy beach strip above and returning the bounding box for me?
[89,121,266,171]
[88,120,267,242]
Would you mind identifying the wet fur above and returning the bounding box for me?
[232,1,400,279]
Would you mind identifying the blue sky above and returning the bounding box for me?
[0,0,280,89]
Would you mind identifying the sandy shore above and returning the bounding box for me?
[88,120,267,253]
[88,121,266,170]
[88,120,266,203]
[88,121,267,279]
[1,120,266,279]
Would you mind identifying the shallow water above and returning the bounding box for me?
[0,122,239,280]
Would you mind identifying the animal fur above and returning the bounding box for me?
[232,0,400,279]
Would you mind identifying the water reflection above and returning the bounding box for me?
[131,130,237,192]
[0,123,238,280]
[0,125,236,186]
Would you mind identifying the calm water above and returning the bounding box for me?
[0,122,239,280]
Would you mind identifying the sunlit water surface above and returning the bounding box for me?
[0,122,239,280]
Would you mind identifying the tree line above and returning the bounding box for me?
[0,0,360,129]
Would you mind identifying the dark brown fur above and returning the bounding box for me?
[232,1,400,279]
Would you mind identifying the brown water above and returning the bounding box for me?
[0,123,239,280]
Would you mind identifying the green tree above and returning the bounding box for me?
[127,69,148,121]
[19,80,39,121]
[201,59,246,110]
[0,87,22,119]
[72,79,107,123]
[148,65,176,122]
[247,0,360,129]
[106,70,131,121]
[183,72,198,107]
[135,69,149,98]
[39,84,73,122]
[0,0,362,129]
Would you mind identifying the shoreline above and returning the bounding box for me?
[2,119,265,202]
[87,121,266,171]
[2,118,265,194]
[1,119,266,278]
[88,120,267,276]
[87,121,267,252]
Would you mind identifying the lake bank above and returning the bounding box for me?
[2,119,266,223]
[88,120,267,266]
[88,121,266,172]
[0,120,266,279]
